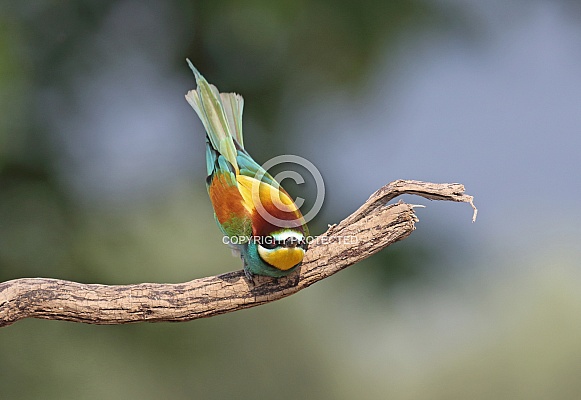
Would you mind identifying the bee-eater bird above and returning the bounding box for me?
[185,60,308,280]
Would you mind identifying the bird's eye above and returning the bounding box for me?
[259,236,278,250]
[284,237,298,247]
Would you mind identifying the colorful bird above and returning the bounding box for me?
[185,60,308,280]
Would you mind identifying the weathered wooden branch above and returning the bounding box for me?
[0,180,476,328]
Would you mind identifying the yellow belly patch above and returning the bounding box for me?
[257,247,305,271]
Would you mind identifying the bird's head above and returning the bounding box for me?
[255,230,308,271]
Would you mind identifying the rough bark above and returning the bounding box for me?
[0,180,476,328]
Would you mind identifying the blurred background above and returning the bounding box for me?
[1,0,581,398]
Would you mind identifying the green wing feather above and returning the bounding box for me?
[236,150,280,189]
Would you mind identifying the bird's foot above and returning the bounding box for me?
[243,268,256,286]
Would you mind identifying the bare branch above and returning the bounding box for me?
[0,180,476,328]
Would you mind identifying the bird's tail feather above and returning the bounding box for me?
[185,59,244,171]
